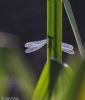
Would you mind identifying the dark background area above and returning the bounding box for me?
[0,0,47,78]
[0,0,46,41]
[0,0,85,97]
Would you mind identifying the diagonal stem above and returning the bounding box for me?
[63,0,85,60]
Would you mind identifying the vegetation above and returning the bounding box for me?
[0,0,85,100]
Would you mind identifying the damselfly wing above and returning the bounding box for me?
[25,39,74,54]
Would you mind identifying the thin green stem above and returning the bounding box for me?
[63,0,85,60]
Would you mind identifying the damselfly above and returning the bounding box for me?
[25,39,74,54]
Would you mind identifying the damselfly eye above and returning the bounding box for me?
[25,39,74,54]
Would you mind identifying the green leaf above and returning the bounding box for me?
[33,59,63,100]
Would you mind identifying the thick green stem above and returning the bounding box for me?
[47,0,62,62]
[47,0,62,99]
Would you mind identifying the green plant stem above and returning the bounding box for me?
[47,0,62,62]
[47,0,62,99]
